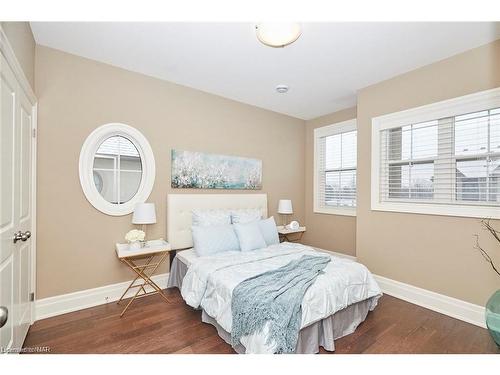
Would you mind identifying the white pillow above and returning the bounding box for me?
[192,209,231,226]
[231,208,262,224]
[191,224,240,257]
[258,216,280,246]
[233,221,267,252]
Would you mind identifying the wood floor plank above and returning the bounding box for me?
[22,289,500,354]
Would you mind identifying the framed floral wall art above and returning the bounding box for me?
[171,150,262,190]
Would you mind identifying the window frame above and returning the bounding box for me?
[314,119,357,216]
[371,87,500,219]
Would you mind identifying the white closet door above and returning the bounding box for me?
[0,48,36,353]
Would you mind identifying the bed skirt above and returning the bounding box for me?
[167,255,375,354]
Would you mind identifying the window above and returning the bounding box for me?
[314,119,357,215]
[93,136,143,204]
[372,88,500,219]
[79,123,155,216]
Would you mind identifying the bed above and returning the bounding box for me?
[166,193,382,354]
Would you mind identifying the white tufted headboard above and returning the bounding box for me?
[167,193,268,250]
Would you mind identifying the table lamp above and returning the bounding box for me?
[132,202,157,239]
[277,199,293,227]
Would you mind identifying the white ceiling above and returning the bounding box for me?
[30,22,500,120]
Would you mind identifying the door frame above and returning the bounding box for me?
[0,25,38,325]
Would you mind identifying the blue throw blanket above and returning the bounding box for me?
[231,254,331,353]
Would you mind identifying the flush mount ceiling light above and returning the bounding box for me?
[275,85,289,93]
[255,23,302,48]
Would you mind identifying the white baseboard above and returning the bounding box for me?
[35,273,169,321]
[373,274,486,329]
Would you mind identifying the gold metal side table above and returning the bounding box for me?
[115,239,172,317]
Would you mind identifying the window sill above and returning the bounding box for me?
[313,207,357,217]
[371,201,500,219]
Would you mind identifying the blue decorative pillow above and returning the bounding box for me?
[192,224,240,257]
[258,216,280,246]
[233,221,267,252]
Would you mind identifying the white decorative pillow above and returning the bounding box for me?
[231,208,262,224]
[233,221,267,252]
[258,216,280,246]
[191,224,240,257]
[192,209,232,226]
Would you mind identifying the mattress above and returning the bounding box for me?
[175,246,353,269]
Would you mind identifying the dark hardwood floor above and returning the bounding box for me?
[23,289,499,354]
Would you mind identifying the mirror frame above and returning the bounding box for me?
[79,123,155,216]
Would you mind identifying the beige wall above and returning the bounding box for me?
[303,107,357,256]
[35,46,305,299]
[1,22,35,88]
[356,40,500,306]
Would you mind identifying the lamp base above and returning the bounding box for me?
[280,214,291,227]
[140,224,149,245]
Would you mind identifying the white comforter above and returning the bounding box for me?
[181,242,382,353]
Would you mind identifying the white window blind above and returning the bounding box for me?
[372,88,500,219]
[314,120,357,215]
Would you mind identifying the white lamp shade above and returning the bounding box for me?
[132,203,157,224]
[278,199,293,214]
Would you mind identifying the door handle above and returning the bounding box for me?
[13,231,31,244]
[0,306,7,328]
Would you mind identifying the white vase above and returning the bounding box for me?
[129,241,141,250]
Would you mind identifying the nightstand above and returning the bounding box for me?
[277,226,306,243]
[115,239,172,317]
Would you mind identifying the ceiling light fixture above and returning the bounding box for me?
[275,85,289,94]
[255,23,302,48]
